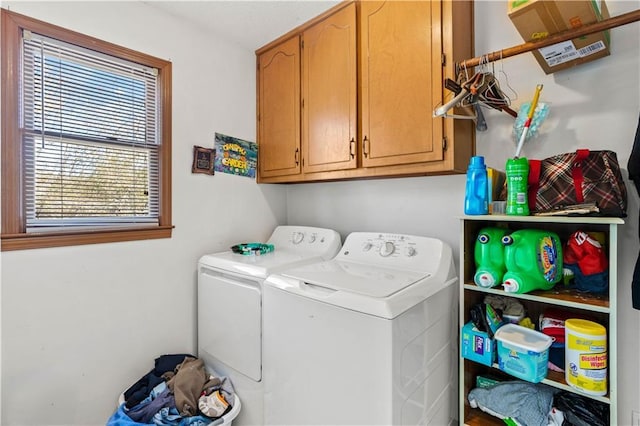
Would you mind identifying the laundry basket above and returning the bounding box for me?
[117,391,241,426]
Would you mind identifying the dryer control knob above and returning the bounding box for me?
[308,234,317,243]
[379,241,395,257]
[292,232,304,244]
[406,246,416,257]
[363,242,373,251]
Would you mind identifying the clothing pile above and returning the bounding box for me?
[107,354,236,426]
[468,381,609,426]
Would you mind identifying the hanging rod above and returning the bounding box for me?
[457,8,640,71]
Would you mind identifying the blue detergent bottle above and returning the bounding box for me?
[464,156,489,215]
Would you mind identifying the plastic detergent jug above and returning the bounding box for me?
[474,227,509,288]
[502,229,563,294]
[464,156,489,215]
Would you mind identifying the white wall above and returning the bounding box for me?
[2,1,639,425]
[0,2,286,425]
[287,0,640,423]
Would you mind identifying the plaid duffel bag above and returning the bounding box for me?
[528,149,628,217]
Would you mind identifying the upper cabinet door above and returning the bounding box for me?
[258,35,301,178]
[360,1,444,168]
[302,3,357,174]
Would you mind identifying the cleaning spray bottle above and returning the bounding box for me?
[464,156,488,215]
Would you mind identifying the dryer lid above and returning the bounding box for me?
[198,226,342,278]
[200,249,312,279]
[281,259,429,298]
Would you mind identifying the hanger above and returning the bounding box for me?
[434,55,519,120]
[433,88,476,120]
[433,63,477,120]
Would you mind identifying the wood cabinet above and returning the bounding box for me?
[359,1,443,168]
[302,2,357,174]
[256,0,474,183]
[257,35,301,179]
[459,215,622,425]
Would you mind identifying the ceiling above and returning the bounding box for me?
[144,1,341,50]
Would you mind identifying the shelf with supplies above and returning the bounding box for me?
[459,214,623,426]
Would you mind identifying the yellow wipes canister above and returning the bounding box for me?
[565,319,607,396]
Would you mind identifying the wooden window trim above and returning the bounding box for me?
[1,9,173,251]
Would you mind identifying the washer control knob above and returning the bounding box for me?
[363,242,373,252]
[406,246,416,257]
[292,232,304,244]
[379,241,395,257]
[308,234,317,243]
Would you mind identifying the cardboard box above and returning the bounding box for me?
[461,321,496,367]
[508,0,610,74]
[475,374,503,389]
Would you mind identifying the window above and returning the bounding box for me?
[1,9,172,250]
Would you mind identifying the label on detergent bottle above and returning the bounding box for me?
[538,235,560,282]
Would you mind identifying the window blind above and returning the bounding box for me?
[22,30,161,231]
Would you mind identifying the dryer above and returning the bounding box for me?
[197,225,341,426]
[263,232,458,425]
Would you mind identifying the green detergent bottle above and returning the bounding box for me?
[501,229,563,294]
[505,157,530,216]
[474,227,509,288]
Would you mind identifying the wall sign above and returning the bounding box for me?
[214,132,258,178]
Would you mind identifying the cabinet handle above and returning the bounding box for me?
[363,136,369,158]
[349,137,355,159]
[295,148,299,166]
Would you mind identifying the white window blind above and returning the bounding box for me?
[21,30,161,231]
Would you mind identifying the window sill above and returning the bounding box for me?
[1,225,173,251]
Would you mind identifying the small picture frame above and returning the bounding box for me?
[192,145,215,175]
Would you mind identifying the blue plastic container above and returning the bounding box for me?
[495,324,552,383]
[464,156,489,215]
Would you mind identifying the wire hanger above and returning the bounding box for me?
[496,51,518,103]
[433,61,477,120]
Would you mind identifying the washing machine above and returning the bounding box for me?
[263,232,458,425]
[197,225,341,426]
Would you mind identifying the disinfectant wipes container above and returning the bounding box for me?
[495,323,553,383]
[565,318,607,396]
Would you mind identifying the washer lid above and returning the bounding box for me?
[199,249,317,279]
[281,259,429,298]
[266,232,456,319]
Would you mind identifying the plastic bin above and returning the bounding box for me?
[495,323,553,383]
[117,391,241,426]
